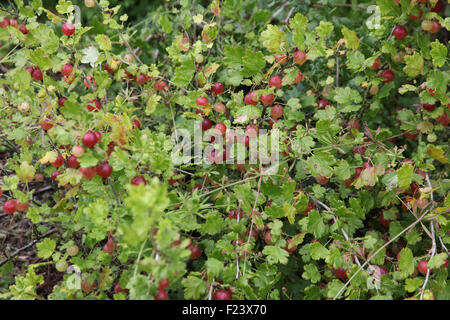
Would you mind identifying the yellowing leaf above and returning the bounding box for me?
[403,52,423,78]
[283,203,296,224]
[146,94,162,115]
[40,8,63,24]
[353,165,385,189]
[57,168,83,186]
[104,114,129,146]
[427,145,448,164]
[193,14,203,24]
[40,151,58,164]
[95,34,112,51]
[204,63,220,78]
[341,26,359,50]
[417,122,434,134]
[17,161,36,183]
[290,13,308,51]
[211,0,220,16]
[397,163,414,190]
[260,25,286,54]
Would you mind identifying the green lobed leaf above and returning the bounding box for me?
[36,238,56,259]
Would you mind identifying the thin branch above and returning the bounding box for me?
[133,237,148,278]
[386,26,396,42]
[335,46,341,88]
[420,173,437,300]
[420,221,436,300]
[173,168,194,176]
[425,173,434,202]
[206,278,214,300]
[242,175,263,277]
[271,3,288,19]
[300,1,367,10]
[235,252,240,280]
[157,75,189,94]
[119,55,188,93]
[80,69,96,93]
[118,32,144,66]
[333,208,430,300]
[168,175,261,208]
[309,195,362,267]
[0,6,18,17]
[438,236,449,254]
[395,195,434,240]
[284,7,295,24]
[109,179,120,207]
[0,228,58,267]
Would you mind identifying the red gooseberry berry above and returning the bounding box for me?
[67,155,80,169]
[3,200,17,214]
[380,69,394,83]
[370,57,381,70]
[96,162,113,179]
[293,51,306,65]
[201,118,213,131]
[211,82,224,95]
[154,288,168,300]
[271,105,284,119]
[393,26,407,40]
[61,64,73,77]
[131,176,146,186]
[317,99,329,109]
[213,289,232,300]
[196,96,209,107]
[244,91,258,105]
[269,75,282,90]
[61,22,75,36]
[80,167,97,179]
[82,131,98,148]
[260,94,275,106]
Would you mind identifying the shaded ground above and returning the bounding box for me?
[0,149,62,298]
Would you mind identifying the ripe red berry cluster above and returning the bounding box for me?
[0,16,28,34]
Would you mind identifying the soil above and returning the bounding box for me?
[1,149,61,299]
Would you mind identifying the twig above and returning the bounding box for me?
[235,252,240,280]
[0,6,18,17]
[309,195,362,267]
[271,3,288,19]
[242,175,262,276]
[235,200,241,280]
[396,195,434,240]
[335,49,340,88]
[425,173,434,202]
[206,278,214,300]
[157,76,189,94]
[438,236,449,254]
[34,185,54,194]
[0,228,58,267]
[284,7,295,24]
[133,237,148,278]
[300,1,367,10]
[420,221,436,300]
[109,180,120,207]
[80,69,96,93]
[119,55,188,93]
[93,0,144,68]
[420,173,437,300]
[118,32,144,66]
[386,27,395,41]
[333,208,430,299]
[174,168,193,176]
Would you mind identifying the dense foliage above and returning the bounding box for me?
[0,0,449,300]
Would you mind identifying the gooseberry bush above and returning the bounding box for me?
[0,0,449,300]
